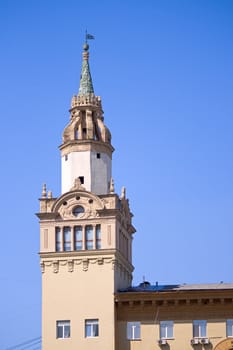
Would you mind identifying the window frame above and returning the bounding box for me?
[56,320,70,339]
[160,320,174,339]
[227,319,233,337]
[85,319,99,338]
[127,321,141,340]
[193,320,207,338]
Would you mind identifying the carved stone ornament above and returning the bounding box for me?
[40,262,45,273]
[112,259,116,270]
[70,178,86,191]
[97,258,104,265]
[82,259,89,271]
[53,261,59,273]
[68,260,74,272]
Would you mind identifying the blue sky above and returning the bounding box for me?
[1,0,233,348]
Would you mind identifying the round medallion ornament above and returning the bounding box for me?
[214,338,233,350]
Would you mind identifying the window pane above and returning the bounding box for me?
[56,228,61,252]
[64,227,71,251]
[73,206,84,217]
[64,325,70,338]
[57,320,70,339]
[167,325,173,338]
[85,226,93,250]
[57,325,63,338]
[227,320,233,337]
[93,324,99,336]
[85,324,92,337]
[160,321,173,339]
[127,322,140,340]
[85,319,99,337]
[74,226,82,250]
[193,320,206,338]
[200,322,206,337]
[96,224,101,249]
[160,324,166,338]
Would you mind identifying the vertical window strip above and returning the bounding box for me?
[96,224,101,249]
[74,226,82,250]
[55,227,61,252]
[227,319,233,337]
[64,227,71,251]
[85,225,93,250]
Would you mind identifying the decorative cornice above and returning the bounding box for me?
[59,139,114,156]
[115,290,233,306]
[40,249,134,277]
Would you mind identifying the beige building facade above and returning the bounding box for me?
[37,42,233,350]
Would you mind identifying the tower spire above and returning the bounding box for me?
[78,42,94,95]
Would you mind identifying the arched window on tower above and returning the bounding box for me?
[85,225,93,250]
[75,129,79,140]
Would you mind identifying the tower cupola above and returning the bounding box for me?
[60,42,114,195]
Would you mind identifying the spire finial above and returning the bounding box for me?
[78,32,95,96]
[109,177,115,194]
[121,186,126,199]
[42,183,47,198]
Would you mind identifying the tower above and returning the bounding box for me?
[37,42,135,350]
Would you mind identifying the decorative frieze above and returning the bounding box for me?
[40,256,122,273]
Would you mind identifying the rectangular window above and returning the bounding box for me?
[96,224,101,249]
[85,225,93,250]
[57,320,70,339]
[97,153,101,159]
[63,227,71,251]
[193,320,206,338]
[82,128,87,138]
[55,227,61,252]
[85,319,99,337]
[74,226,82,250]
[227,320,233,337]
[127,322,141,340]
[79,176,84,184]
[160,321,174,339]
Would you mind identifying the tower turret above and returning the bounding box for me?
[37,40,135,350]
[60,43,114,195]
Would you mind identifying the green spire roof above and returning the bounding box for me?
[78,43,94,95]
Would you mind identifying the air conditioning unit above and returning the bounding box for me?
[158,339,167,346]
[191,338,200,345]
[201,338,210,345]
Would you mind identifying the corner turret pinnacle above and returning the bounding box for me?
[78,43,94,95]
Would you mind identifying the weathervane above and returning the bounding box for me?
[85,30,95,44]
